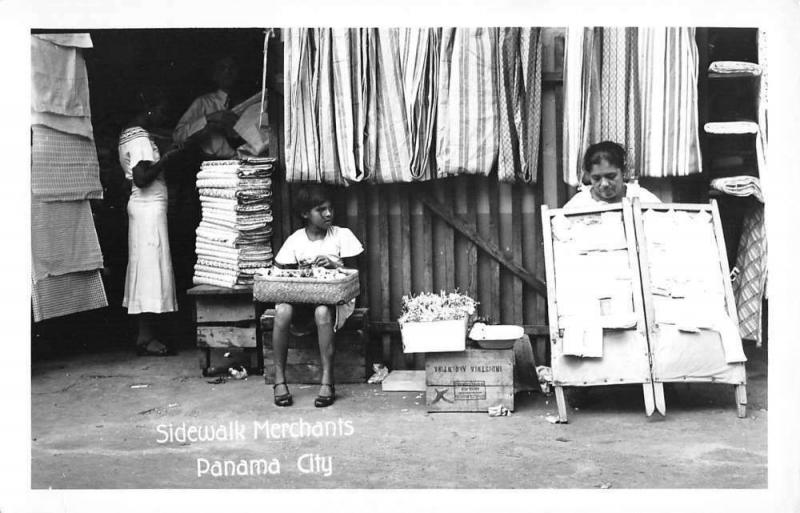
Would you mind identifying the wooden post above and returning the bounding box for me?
[498,182,521,324]
[454,177,478,298]
[477,180,500,323]
[736,384,748,418]
[433,179,455,293]
[653,382,666,416]
[554,385,568,423]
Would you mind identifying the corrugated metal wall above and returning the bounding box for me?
[268,29,567,369]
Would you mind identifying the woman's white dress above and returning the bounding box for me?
[118,127,177,314]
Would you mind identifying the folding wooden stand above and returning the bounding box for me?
[632,200,747,418]
[542,202,655,423]
[542,200,748,422]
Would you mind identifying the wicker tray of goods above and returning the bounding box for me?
[254,267,360,304]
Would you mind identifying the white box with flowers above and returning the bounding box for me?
[398,291,477,354]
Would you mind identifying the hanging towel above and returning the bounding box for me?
[704,121,759,135]
[733,204,767,345]
[31,270,107,322]
[31,35,92,119]
[710,176,764,202]
[497,28,543,183]
[31,125,103,201]
[198,187,271,202]
[638,27,703,178]
[436,28,499,177]
[31,198,104,282]
[709,61,762,75]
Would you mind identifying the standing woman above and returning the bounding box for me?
[118,89,178,355]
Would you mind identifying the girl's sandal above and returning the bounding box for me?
[314,384,336,408]
[273,383,293,407]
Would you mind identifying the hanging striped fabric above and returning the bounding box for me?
[496,28,542,183]
[284,28,321,183]
[563,27,702,184]
[401,28,440,181]
[639,27,702,178]
[366,28,413,183]
[436,28,499,177]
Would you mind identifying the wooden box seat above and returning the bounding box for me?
[261,307,370,384]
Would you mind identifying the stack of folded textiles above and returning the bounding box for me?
[193,157,276,288]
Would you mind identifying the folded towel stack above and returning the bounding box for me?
[193,157,277,288]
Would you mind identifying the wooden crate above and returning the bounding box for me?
[188,285,265,376]
[425,349,515,412]
[261,308,370,384]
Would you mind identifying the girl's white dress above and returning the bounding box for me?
[118,127,177,314]
[274,226,364,331]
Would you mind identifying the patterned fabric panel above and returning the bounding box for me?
[31,270,107,322]
[31,125,102,201]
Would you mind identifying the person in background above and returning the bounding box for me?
[564,141,661,208]
[270,185,364,408]
[173,55,242,158]
[166,55,244,341]
[118,88,179,356]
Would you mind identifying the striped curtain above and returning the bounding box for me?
[563,27,702,185]
[435,28,499,177]
[638,27,702,178]
[284,28,439,184]
[496,28,543,183]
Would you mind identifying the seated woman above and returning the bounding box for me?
[118,88,179,356]
[565,141,660,208]
[271,185,364,408]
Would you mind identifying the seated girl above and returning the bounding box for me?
[271,185,364,408]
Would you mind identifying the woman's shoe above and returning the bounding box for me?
[314,384,336,408]
[273,383,293,407]
[136,339,172,356]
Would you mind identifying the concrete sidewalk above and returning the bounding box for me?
[31,345,767,489]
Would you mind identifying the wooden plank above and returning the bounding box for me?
[433,179,456,292]
[626,199,657,387]
[410,187,433,295]
[652,382,665,416]
[540,206,560,355]
[381,370,426,392]
[426,384,514,412]
[554,385,568,422]
[187,284,252,296]
[421,193,547,297]
[379,187,391,321]
[366,187,383,323]
[352,185,369,307]
[511,186,524,325]
[710,199,740,321]
[195,296,255,323]
[197,326,257,348]
[736,384,748,418]
[521,185,542,325]
[388,191,404,319]
[498,182,521,324]
[454,178,476,296]
[541,85,559,208]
